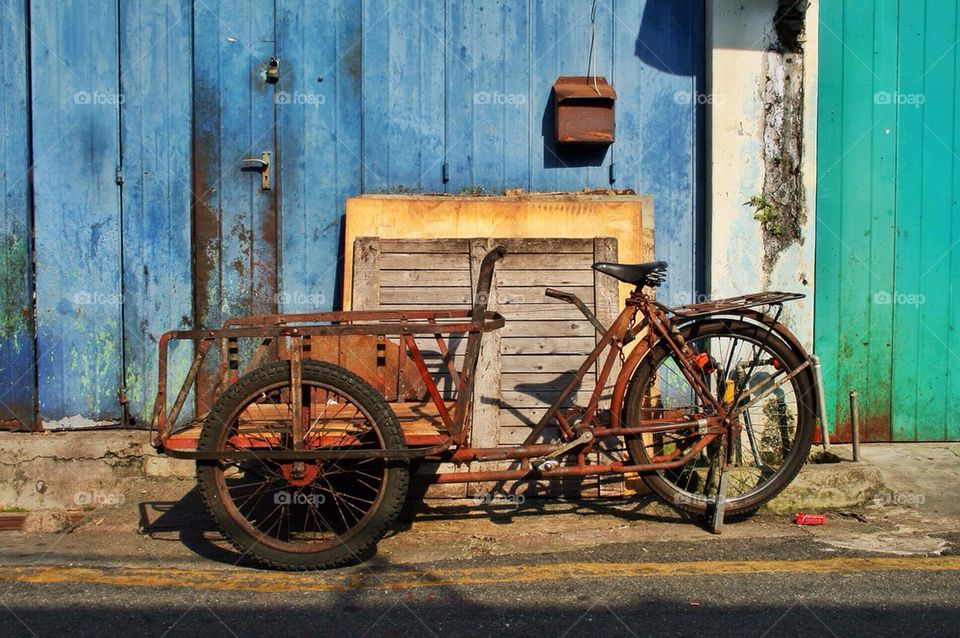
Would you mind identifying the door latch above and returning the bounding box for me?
[240,152,271,191]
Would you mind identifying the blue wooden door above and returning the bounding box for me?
[3,1,702,429]
[118,0,193,424]
[30,0,124,427]
[0,0,34,429]
[192,1,280,412]
[192,0,362,411]
[363,0,705,303]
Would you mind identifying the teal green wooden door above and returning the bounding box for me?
[816,0,960,441]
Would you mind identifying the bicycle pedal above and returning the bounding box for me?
[532,458,560,472]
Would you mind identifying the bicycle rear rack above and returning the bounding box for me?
[669,292,805,318]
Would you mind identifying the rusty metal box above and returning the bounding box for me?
[553,76,616,144]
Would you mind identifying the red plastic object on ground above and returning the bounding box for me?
[795,513,826,525]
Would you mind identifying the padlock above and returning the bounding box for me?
[266,57,280,84]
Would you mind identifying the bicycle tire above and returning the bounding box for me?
[196,360,409,570]
[623,318,815,516]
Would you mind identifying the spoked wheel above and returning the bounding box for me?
[623,318,815,516]
[196,360,409,570]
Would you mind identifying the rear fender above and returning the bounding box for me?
[608,309,814,427]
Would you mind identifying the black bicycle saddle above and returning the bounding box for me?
[592,261,668,288]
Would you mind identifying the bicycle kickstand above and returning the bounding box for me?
[710,466,730,535]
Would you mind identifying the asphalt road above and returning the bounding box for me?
[1,531,958,638]
[1,478,958,638]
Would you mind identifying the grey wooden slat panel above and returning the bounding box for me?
[501,355,591,374]
[497,287,594,305]
[353,236,619,497]
[499,426,563,445]
[499,390,595,408]
[501,373,596,392]
[470,238,501,449]
[380,287,472,305]
[380,253,470,270]
[491,304,586,321]
[378,238,472,253]
[381,270,469,287]
[500,337,597,355]
[498,408,548,427]
[500,320,594,338]
[499,238,594,253]
[380,304,469,311]
[497,270,593,287]
[352,238,381,311]
[499,253,595,270]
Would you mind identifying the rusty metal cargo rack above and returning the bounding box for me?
[150,308,505,454]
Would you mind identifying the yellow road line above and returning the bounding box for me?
[0,556,958,593]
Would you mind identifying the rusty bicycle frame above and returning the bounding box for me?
[150,246,810,486]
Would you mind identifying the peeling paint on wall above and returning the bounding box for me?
[708,0,818,350]
[0,233,30,355]
[757,41,806,275]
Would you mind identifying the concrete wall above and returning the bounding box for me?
[706,0,818,349]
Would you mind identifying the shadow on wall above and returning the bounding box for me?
[635,0,703,74]
[540,101,610,169]
[539,0,707,170]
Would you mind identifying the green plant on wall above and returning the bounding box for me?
[746,195,783,236]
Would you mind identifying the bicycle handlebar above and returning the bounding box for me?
[472,245,508,320]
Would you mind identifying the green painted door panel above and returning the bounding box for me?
[816,0,960,441]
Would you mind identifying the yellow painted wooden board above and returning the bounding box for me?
[342,194,654,309]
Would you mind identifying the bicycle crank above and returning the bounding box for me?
[530,431,594,472]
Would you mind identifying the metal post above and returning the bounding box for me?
[848,390,860,462]
[811,355,831,451]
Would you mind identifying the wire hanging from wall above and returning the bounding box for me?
[586,0,602,95]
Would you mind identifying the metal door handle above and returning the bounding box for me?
[240,152,271,190]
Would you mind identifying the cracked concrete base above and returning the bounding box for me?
[0,431,193,511]
[0,432,898,516]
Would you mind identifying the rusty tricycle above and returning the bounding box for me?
[151,246,815,569]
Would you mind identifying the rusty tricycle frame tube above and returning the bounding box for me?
[150,308,505,449]
[151,244,810,487]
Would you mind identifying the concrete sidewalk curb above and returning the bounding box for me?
[763,462,885,513]
[1,432,884,518]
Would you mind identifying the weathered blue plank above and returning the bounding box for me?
[31,0,123,425]
[194,0,277,329]
[361,0,446,192]
[193,0,277,412]
[445,0,531,193]
[0,0,35,428]
[277,0,362,312]
[612,0,703,303]
[529,1,614,192]
[119,0,193,423]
